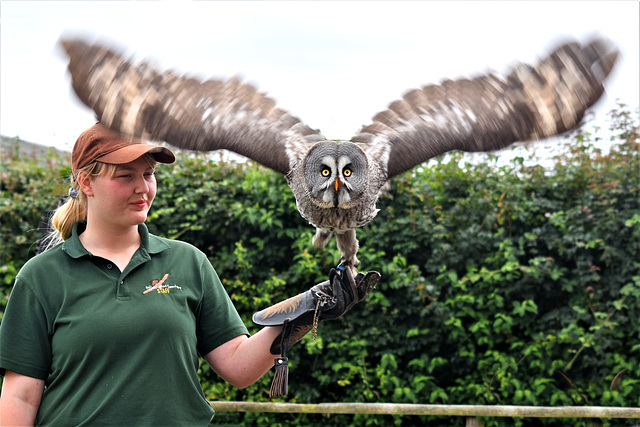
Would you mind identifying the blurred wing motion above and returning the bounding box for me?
[61,39,323,175]
[351,38,619,178]
[61,36,618,269]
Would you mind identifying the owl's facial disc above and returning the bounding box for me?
[303,142,368,209]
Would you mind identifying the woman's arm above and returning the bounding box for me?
[205,268,379,390]
[0,370,45,426]
[204,326,282,389]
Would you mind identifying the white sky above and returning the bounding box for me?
[1,1,638,153]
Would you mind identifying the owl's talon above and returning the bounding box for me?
[338,257,360,276]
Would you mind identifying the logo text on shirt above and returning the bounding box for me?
[143,273,182,294]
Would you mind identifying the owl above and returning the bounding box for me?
[61,37,618,270]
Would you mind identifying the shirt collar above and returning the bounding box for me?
[62,221,170,259]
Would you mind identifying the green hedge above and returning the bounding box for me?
[1,105,639,426]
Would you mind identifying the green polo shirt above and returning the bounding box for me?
[0,221,249,426]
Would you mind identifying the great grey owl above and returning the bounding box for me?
[61,37,618,270]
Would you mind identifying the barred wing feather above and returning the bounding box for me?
[352,38,619,179]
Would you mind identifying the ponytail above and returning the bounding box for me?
[41,161,109,250]
[51,181,87,241]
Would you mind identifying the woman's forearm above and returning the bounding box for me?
[204,326,283,389]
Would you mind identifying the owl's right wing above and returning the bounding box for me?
[61,38,323,175]
[351,37,619,179]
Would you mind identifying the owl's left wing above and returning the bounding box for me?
[61,38,323,175]
[351,38,619,179]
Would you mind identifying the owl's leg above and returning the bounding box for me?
[335,229,360,269]
[312,228,333,249]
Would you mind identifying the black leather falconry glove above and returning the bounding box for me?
[252,267,380,397]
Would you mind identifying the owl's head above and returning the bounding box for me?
[303,141,368,209]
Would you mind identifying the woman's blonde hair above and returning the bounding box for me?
[42,155,157,250]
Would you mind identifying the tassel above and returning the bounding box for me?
[269,357,289,397]
[269,319,292,397]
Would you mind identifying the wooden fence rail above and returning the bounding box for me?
[210,401,640,426]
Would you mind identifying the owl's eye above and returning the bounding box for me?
[343,168,352,177]
[321,168,331,177]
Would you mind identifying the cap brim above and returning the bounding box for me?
[96,144,176,165]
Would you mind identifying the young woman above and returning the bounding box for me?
[0,123,378,425]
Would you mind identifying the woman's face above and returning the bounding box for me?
[80,157,157,231]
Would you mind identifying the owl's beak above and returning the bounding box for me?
[334,178,340,192]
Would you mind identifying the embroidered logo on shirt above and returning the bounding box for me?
[143,273,183,294]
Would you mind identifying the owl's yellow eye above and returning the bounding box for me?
[343,168,352,177]
[321,168,331,177]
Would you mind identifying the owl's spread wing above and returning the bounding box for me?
[61,39,323,174]
[351,38,619,179]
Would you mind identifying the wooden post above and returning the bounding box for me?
[466,417,485,427]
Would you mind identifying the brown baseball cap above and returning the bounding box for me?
[72,123,175,173]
